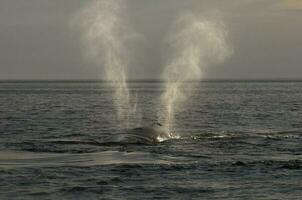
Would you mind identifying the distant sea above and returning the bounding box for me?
[1,81,302,199]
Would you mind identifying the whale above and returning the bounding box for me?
[45,123,172,147]
[101,123,171,145]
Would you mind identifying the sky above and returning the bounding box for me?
[0,0,301,80]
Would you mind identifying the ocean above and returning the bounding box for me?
[0,81,302,199]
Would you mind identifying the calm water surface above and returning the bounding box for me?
[0,81,302,199]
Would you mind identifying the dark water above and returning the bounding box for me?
[1,81,302,200]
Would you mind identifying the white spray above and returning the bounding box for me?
[76,0,141,129]
[159,12,233,135]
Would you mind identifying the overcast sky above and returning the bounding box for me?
[0,0,301,80]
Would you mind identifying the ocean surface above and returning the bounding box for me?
[0,81,302,200]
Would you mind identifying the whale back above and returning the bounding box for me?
[102,125,170,145]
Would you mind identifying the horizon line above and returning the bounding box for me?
[1,78,302,83]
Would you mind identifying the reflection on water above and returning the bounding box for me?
[0,151,175,168]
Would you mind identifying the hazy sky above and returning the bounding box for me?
[0,0,301,80]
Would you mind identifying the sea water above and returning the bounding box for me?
[0,81,302,199]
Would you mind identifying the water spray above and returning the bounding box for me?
[76,0,141,129]
[159,12,233,135]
